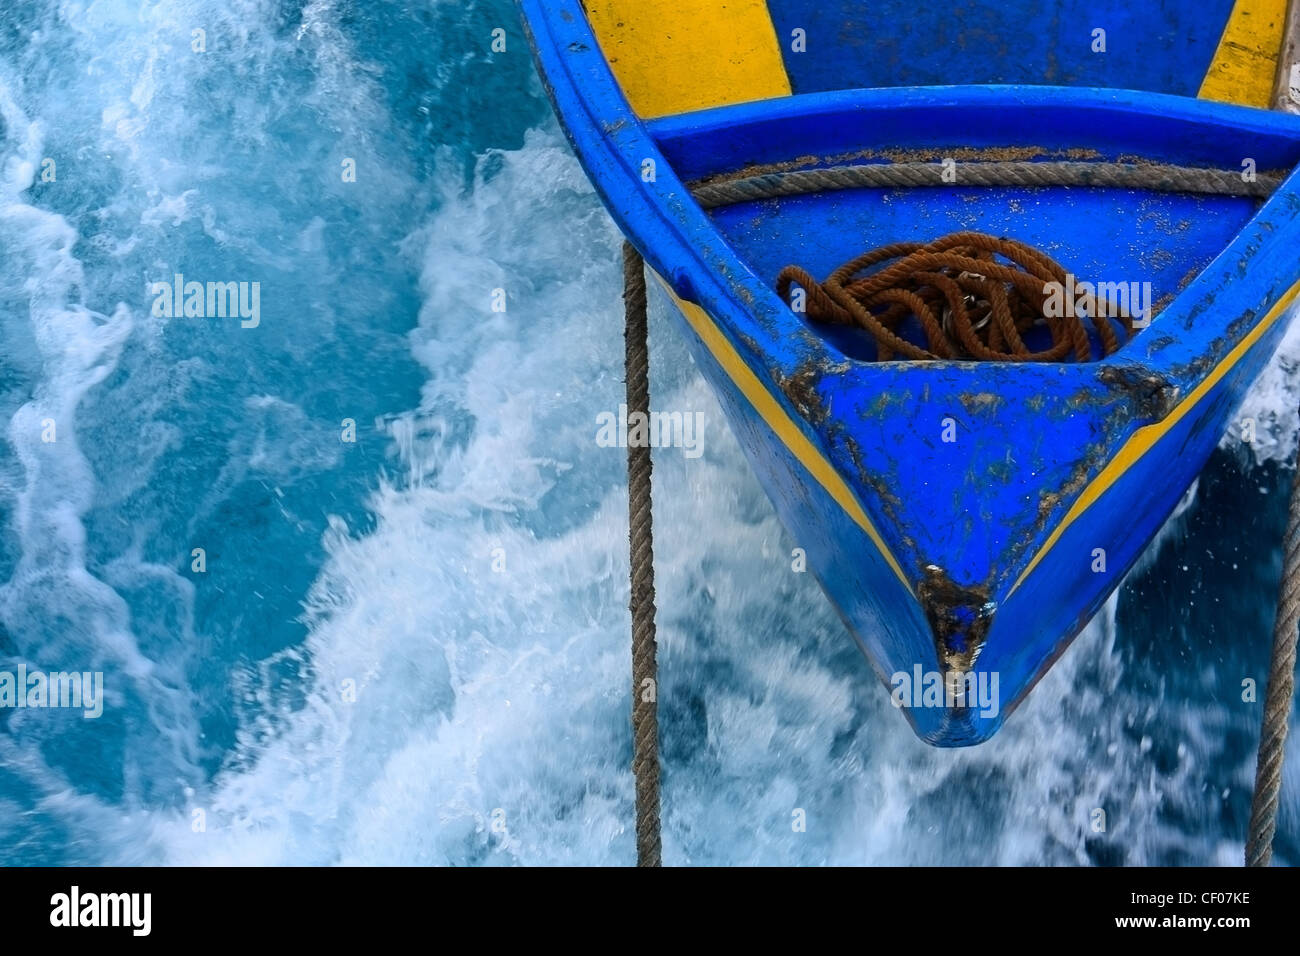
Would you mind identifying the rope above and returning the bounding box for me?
[690,159,1281,364]
[1246,411,1300,866]
[776,231,1134,362]
[691,160,1282,209]
[623,241,662,867]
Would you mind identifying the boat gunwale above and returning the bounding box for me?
[646,83,1300,183]
[520,1,1300,398]
[519,0,1300,592]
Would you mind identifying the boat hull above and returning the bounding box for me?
[520,0,1300,744]
[656,274,1297,743]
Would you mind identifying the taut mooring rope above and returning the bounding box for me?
[623,241,662,867]
[1246,407,1300,866]
[690,160,1282,209]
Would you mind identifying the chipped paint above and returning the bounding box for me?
[958,391,1005,414]
[917,565,995,673]
[775,359,831,426]
[1097,365,1181,420]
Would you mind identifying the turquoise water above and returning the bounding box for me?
[0,0,1296,865]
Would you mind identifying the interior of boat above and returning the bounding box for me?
[583,0,1300,361]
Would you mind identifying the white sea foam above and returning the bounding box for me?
[0,80,139,683]
[0,65,211,845]
[0,0,403,857]
[1227,300,1300,464]
[2,0,1295,866]
[150,128,1296,866]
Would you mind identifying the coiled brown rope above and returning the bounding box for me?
[776,232,1135,362]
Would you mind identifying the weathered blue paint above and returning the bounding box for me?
[518,0,1300,744]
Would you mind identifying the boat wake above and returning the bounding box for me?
[0,0,1294,865]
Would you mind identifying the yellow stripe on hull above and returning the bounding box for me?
[585,0,791,118]
[1011,278,1300,596]
[656,275,915,596]
[1199,0,1288,107]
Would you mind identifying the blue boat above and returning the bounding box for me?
[518,0,1300,745]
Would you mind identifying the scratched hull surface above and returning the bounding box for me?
[520,0,1300,743]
